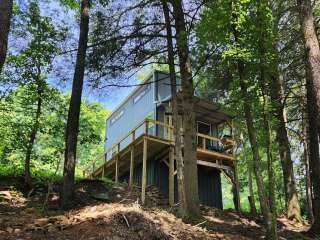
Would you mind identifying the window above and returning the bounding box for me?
[133,85,149,104]
[110,109,124,125]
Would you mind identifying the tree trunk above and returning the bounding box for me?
[262,99,277,217]
[162,0,187,216]
[171,0,200,219]
[238,61,277,240]
[298,0,320,234]
[248,165,257,215]
[61,0,90,209]
[269,73,302,222]
[24,81,43,189]
[302,115,314,223]
[0,0,13,73]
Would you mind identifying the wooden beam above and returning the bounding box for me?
[162,159,169,168]
[197,148,235,161]
[145,136,172,145]
[168,146,174,206]
[197,160,232,171]
[115,156,119,183]
[129,145,135,187]
[141,137,148,205]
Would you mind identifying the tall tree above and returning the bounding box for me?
[297,0,320,234]
[162,0,187,216]
[5,1,66,188]
[0,0,13,73]
[61,0,90,208]
[171,0,200,219]
[267,0,302,221]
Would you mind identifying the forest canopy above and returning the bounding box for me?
[0,0,320,239]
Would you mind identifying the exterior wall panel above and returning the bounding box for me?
[105,76,155,153]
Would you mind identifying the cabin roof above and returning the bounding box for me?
[193,97,234,124]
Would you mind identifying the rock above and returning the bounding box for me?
[6,227,13,233]
[116,194,121,198]
[47,225,56,232]
[0,230,6,234]
[34,218,49,226]
[24,207,37,214]
[91,192,110,202]
[14,228,21,234]
[138,230,144,237]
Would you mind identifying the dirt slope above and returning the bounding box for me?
[0,177,311,240]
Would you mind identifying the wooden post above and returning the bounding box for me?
[115,143,120,183]
[231,119,240,211]
[115,156,119,183]
[141,137,148,204]
[101,165,104,179]
[129,145,135,187]
[168,146,174,206]
[202,136,206,149]
[129,131,136,187]
[145,119,149,135]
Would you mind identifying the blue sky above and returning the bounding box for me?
[40,0,141,111]
[8,1,151,112]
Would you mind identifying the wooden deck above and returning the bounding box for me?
[85,118,236,205]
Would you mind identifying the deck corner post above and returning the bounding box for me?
[145,119,149,136]
[115,156,119,183]
[169,145,175,206]
[129,145,135,187]
[101,165,105,179]
[141,137,148,205]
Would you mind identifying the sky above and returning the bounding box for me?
[7,1,153,112]
[38,0,141,112]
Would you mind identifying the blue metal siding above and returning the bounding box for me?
[105,76,156,152]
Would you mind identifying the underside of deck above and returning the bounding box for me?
[91,134,235,180]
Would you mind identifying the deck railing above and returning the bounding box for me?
[197,133,235,155]
[83,118,174,177]
[83,118,235,177]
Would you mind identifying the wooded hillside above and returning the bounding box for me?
[0,0,320,239]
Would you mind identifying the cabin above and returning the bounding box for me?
[87,71,237,209]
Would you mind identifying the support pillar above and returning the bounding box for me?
[129,145,135,187]
[141,137,148,205]
[168,146,175,206]
[115,156,119,183]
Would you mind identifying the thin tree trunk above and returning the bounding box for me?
[0,0,13,73]
[242,137,257,215]
[162,0,187,216]
[61,0,90,209]
[232,1,277,236]
[298,0,320,234]
[302,116,314,223]
[269,73,302,222]
[248,163,257,215]
[171,0,200,219]
[238,61,277,240]
[24,81,43,189]
[262,96,277,217]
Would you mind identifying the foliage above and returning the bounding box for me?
[0,88,109,178]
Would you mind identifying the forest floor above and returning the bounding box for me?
[0,176,313,240]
